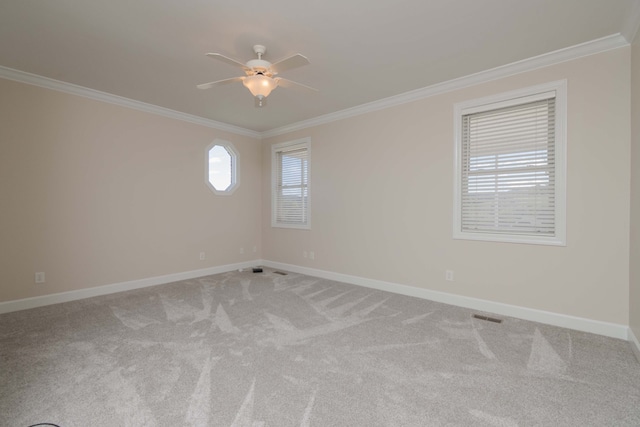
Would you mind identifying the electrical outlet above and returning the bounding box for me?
[35,272,45,284]
[199,252,205,260]
[445,270,454,282]
[240,247,244,254]
[303,251,308,258]
[252,246,257,253]
[309,251,315,260]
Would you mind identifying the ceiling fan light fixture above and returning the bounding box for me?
[199,44,316,106]
[243,74,278,98]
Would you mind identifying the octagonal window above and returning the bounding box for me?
[206,140,238,195]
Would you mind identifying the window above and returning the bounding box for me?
[206,140,238,195]
[453,81,566,245]
[272,138,310,229]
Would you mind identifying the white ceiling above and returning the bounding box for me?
[1,1,639,133]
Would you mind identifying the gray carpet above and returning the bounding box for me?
[1,268,639,426]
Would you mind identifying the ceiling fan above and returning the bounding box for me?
[197,44,317,107]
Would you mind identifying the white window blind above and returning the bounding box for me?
[272,139,310,228]
[460,91,559,239]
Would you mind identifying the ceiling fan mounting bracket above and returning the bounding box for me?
[253,45,266,59]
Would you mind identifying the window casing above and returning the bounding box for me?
[206,140,238,195]
[272,138,310,229]
[453,81,566,246]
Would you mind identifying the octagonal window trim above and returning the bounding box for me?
[206,139,239,195]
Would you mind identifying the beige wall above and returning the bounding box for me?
[0,78,262,302]
[1,44,634,331]
[631,33,640,340]
[262,47,631,325]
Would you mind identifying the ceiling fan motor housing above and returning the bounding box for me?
[246,59,272,75]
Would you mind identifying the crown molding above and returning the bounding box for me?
[261,33,629,138]
[1,32,630,141]
[0,65,261,140]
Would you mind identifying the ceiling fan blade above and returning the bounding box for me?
[205,53,249,71]
[270,54,310,74]
[275,77,318,92]
[197,76,244,90]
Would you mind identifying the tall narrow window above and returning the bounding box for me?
[206,140,239,195]
[272,138,310,229]
[454,81,566,245]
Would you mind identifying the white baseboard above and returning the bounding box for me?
[0,260,260,315]
[1,259,632,344]
[630,328,640,363]
[262,260,629,340]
